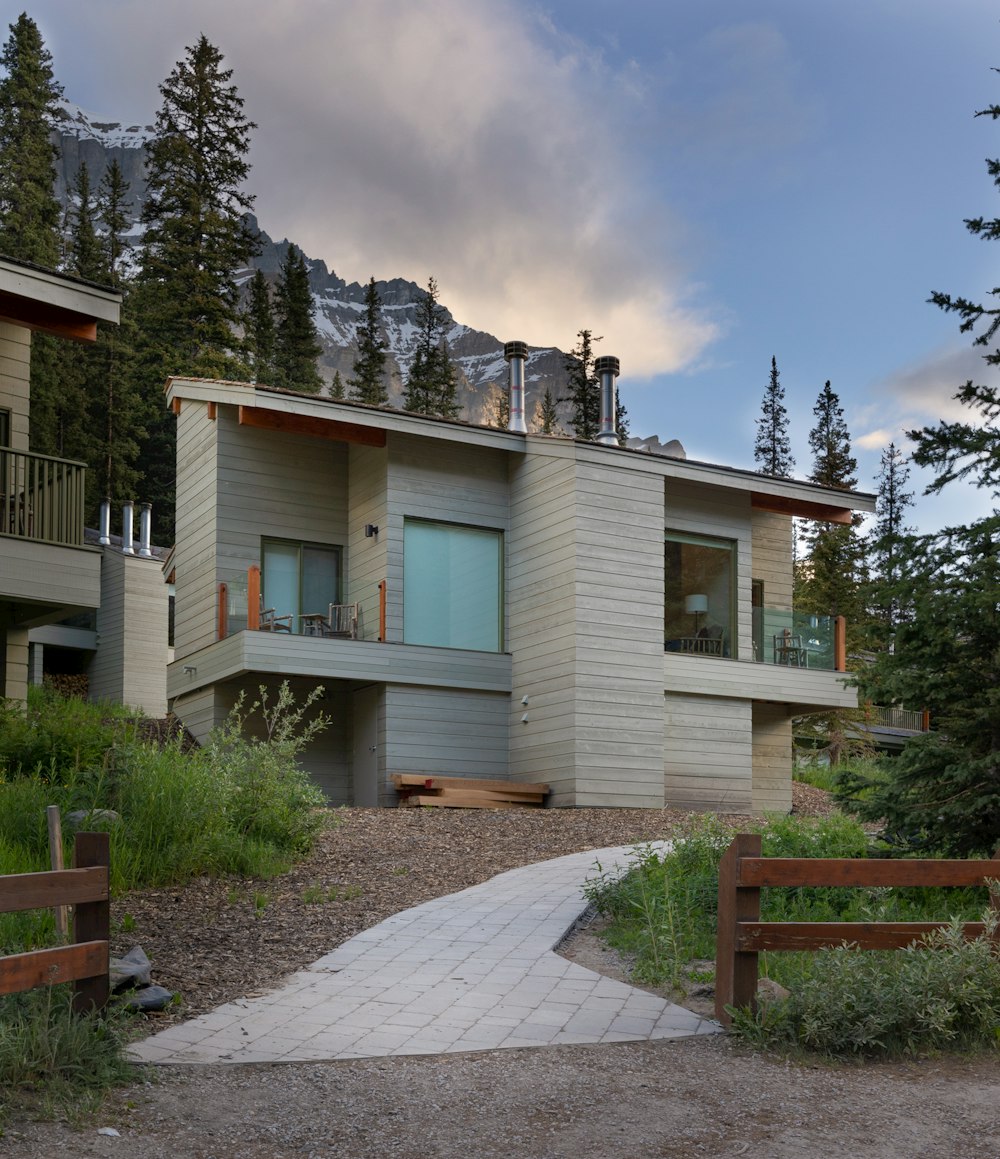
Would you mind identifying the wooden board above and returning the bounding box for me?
[737,920,989,952]
[392,773,550,795]
[400,794,525,810]
[0,865,108,913]
[738,856,1000,889]
[0,940,107,995]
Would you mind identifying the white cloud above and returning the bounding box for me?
[30,0,720,377]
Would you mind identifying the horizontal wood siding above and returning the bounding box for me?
[382,685,509,793]
[384,431,509,646]
[752,702,793,814]
[508,444,579,803]
[664,653,857,711]
[572,456,665,808]
[0,322,30,450]
[0,538,100,615]
[347,443,387,641]
[173,399,218,656]
[751,510,793,609]
[665,692,752,812]
[89,552,126,702]
[216,405,349,609]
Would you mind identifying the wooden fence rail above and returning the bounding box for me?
[0,831,110,1014]
[714,833,1000,1027]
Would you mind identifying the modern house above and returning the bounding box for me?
[166,360,875,813]
[0,256,168,714]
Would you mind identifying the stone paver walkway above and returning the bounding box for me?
[129,844,719,1065]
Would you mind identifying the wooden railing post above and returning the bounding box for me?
[71,832,110,1015]
[715,833,761,1026]
[378,579,387,643]
[247,565,261,630]
[217,581,228,641]
[833,615,847,672]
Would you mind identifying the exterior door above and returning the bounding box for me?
[352,684,380,806]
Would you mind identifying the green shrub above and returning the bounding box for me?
[730,915,1000,1058]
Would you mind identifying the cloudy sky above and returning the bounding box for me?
[23,0,1000,531]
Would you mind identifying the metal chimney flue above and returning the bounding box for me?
[595,355,620,446]
[138,503,153,558]
[121,501,135,555]
[98,498,111,546]
[503,340,528,435]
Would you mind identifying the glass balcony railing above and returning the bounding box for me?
[753,607,837,670]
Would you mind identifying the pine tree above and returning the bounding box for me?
[795,381,867,643]
[532,387,560,435]
[242,268,276,384]
[97,159,131,282]
[615,394,630,447]
[754,356,795,477]
[132,35,258,533]
[66,161,101,280]
[562,329,601,441]
[0,13,62,266]
[403,276,457,417]
[330,370,345,400]
[866,442,914,647]
[481,382,509,428]
[273,244,323,392]
[348,276,388,405]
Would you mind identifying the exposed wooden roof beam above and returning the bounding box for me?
[0,292,98,343]
[751,491,853,525]
[238,405,387,447]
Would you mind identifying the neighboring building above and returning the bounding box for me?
[0,256,168,715]
[166,374,875,813]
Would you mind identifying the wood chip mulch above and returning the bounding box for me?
[114,784,836,1028]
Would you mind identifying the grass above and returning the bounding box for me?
[583,812,999,1058]
[0,682,331,1128]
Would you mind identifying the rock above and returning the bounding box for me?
[123,985,175,1012]
[110,946,152,992]
[97,1127,121,1137]
[64,808,121,831]
[757,978,790,1004]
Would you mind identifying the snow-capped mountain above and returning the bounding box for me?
[52,101,570,428]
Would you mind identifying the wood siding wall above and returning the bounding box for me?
[0,321,30,450]
[347,444,387,641]
[752,702,793,813]
[664,692,753,813]
[173,399,219,657]
[750,510,794,609]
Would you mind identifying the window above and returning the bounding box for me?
[403,519,503,651]
[262,539,341,629]
[0,409,9,447]
[664,532,735,657]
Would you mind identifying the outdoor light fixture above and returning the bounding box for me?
[685,594,708,634]
[364,524,379,538]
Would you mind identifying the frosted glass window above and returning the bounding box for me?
[403,520,502,651]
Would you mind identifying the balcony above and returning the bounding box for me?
[753,607,845,672]
[0,449,87,546]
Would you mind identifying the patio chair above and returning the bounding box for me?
[327,602,359,639]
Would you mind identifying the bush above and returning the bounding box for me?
[730,914,1000,1058]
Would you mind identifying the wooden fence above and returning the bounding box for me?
[0,831,110,1014]
[714,833,1000,1026]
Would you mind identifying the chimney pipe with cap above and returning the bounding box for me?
[138,503,153,558]
[503,340,528,434]
[98,498,111,546]
[121,501,135,555]
[595,355,620,446]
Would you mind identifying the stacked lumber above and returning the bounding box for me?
[392,774,550,809]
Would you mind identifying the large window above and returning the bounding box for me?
[262,539,341,630]
[664,532,735,658]
[403,519,503,651]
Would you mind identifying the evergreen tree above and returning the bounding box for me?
[839,75,1000,854]
[0,13,62,266]
[348,276,388,405]
[273,244,322,392]
[403,276,457,417]
[481,381,509,428]
[866,442,915,647]
[132,35,258,533]
[754,356,795,477]
[330,370,345,400]
[66,161,101,280]
[794,381,867,644]
[533,387,560,435]
[562,329,601,441]
[616,393,630,447]
[242,268,276,384]
[97,159,131,282]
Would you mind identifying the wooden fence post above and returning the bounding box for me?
[715,832,761,1027]
[46,805,68,939]
[71,832,110,1015]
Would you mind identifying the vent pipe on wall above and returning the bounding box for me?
[138,503,153,558]
[121,501,135,555]
[595,355,620,446]
[503,340,528,434]
[98,498,111,546]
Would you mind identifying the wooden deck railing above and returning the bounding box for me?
[714,833,1000,1026]
[0,831,111,1014]
[0,448,87,546]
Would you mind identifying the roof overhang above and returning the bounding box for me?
[0,257,120,341]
